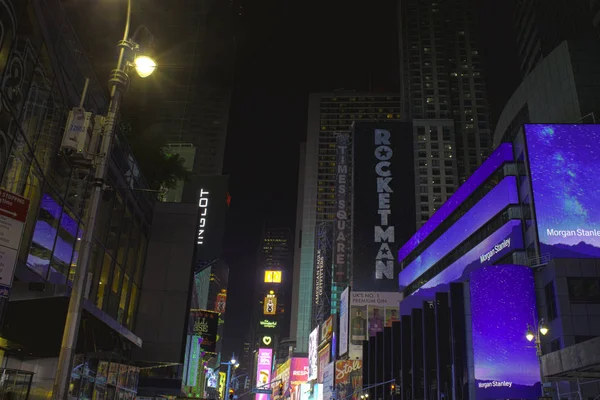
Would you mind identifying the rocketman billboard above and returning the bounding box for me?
[469,265,541,399]
[524,124,600,258]
[352,122,415,291]
[182,175,230,262]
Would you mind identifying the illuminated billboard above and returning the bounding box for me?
[256,348,273,400]
[352,122,415,290]
[398,143,514,264]
[264,270,282,283]
[308,327,319,381]
[188,309,219,353]
[470,265,541,399]
[400,219,524,314]
[334,360,362,400]
[264,292,277,315]
[339,287,349,357]
[399,176,519,291]
[525,124,600,258]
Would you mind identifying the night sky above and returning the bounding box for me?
[220,0,521,360]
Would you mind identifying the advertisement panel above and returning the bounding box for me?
[339,287,349,357]
[400,219,524,315]
[335,361,362,400]
[265,270,282,283]
[0,189,29,296]
[525,124,600,258]
[264,293,277,315]
[188,309,220,354]
[398,176,519,291]
[322,362,335,400]
[317,344,331,383]
[397,143,514,264]
[182,175,229,262]
[290,357,309,386]
[273,359,291,394]
[470,265,541,400]
[353,122,415,291]
[308,328,319,381]
[334,133,350,283]
[320,316,333,343]
[215,292,227,313]
[348,292,402,359]
[256,348,274,400]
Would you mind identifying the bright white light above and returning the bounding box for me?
[134,56,156,78]
[539,325,549,336]
[526,329,534,342]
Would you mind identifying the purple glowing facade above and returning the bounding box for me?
[525,124,600,258]
[470,264,541,400]
[398,143,514,264]
[399,176,518,290]
[400,219,524,315]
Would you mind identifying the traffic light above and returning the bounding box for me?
[229,389,235,400]
[278,383,284,396]
[390,384,396,396]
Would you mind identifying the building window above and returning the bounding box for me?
[545,281,558,321]
[567,278,600,304]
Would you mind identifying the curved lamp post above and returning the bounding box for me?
[52,1,156,398]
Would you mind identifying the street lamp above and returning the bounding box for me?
[52,0,156,398]
[526,317,549,395]
[223,354,239,400]
[360,393,369,400]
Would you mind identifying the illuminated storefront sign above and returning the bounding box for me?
[197,189,209,245]
[264,270,282,283]
[263,292,277,315]
[260,319,277,328]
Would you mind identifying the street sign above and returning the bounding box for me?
[252,389,272,394]
[0,189,30,297]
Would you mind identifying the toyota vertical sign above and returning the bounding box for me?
[352,122,415,291]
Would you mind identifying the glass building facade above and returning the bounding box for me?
[0,0,152,358]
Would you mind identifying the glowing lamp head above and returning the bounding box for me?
[539,325,548,336]
[230,357,236,365]
[526,328,534,342]
[134,55,157,78]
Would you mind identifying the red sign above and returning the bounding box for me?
[0,189,29,223]
[215,293,227,313]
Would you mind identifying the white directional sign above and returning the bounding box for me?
[0,189,30,297]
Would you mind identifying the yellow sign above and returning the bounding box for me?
[219,372,226,398]
[264,294,277,315]
[264,270,282,283]
[262,336,272,346]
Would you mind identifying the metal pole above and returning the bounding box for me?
[536,335,544,396]
[52,1,133,398]
[225,363,233,400]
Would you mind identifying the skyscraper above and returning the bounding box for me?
[291,92,403,352]
[398,0,493,224]
[513,0,594,76]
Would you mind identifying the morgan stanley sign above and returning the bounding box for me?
[352,122,415,291]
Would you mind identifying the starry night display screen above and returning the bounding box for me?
[526,124,600,258]
[470,264,541,400]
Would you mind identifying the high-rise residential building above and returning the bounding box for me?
[291,92,403,352]
[513,0,594,77]
[398,0,493,224]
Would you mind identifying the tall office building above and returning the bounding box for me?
[513,0,594,76]
[398,0,493,225]
[291,93,402,352]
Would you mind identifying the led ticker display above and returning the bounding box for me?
[264,270,282,283]
[400,219,523,315]
[399,176,519,290]
[525,124,600,258]
[470,265,541,400]
[398,143,514,264]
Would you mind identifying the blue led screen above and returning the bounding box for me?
[470,264,541,400]
[398,176,518,290]
[397,143,514,264]
[525,124,600,258]
[399,219,523,315]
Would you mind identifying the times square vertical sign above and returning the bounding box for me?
[334,133,350,283]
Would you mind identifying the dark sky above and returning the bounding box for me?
[220,0,521,361]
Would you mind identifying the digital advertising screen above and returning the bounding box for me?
[399,219,524,315]
[469,265,541,400]
[308,328,319,381]
[399,176,519,291]
[339,287,349,357]
[188,309,219,353]
[352,122,415,291]
[256,348,274,400]
[525,124,600,258]
[398,143,514,264]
